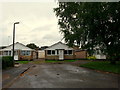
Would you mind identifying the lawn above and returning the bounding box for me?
[80,61,120,74]
[15,61,31,64]
[45,60,76,63]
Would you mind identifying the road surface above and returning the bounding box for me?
[3,63,119,88]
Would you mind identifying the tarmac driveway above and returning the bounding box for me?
[4,63,119,88]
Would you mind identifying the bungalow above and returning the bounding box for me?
[45,42,75,60]
[0,42,36,60]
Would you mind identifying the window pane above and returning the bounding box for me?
[68,50,72,54]
[21,51,25,55]
[4,51,8,55]
[47,50,51,55]
[64,50,67,54]
[52,50,55,55]
[27,51,30,55]
[57,50,59,54]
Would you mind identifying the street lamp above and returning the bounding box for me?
[13,22,19,65]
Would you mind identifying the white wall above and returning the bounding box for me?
[38,50,45,58]
[95,55,106,59]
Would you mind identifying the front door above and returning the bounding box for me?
[59,50,64,60]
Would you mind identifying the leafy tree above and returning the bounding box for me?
[26,43,39,50]
[39,46,49,50]
[54,2,120,64]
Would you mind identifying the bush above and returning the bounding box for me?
[87,56,96,60]
[2,56,14,69]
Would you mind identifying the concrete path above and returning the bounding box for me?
[3,63,119,88]
[2,63,33,88]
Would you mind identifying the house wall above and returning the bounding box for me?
[0,51,3,56]
[19,51,36,60]
[19,55,32,60]
[75,51,87,59]
[45,50,75,60]
[0,50,36,60]
[0,42,36,60]
[64,55,75,59]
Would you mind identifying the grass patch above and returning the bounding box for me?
[45,60,76,63]
[32,60,45,64]
[16,61,31,64]
[80,61,120,74]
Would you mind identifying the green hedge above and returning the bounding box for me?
[2,56,14,69]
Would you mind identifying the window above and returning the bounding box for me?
[26,51,30,55]
[64,50,73,55]
[47,50,55,55]
[47,50,51,55]
[21,51,31,56]
[64,50,67,54]
[68,50,72,55]
[52,50,55,55]
[3,51,8,56]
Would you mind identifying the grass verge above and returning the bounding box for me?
[16,61,31,64]
[45,60,76,63]
[80,61,120,74]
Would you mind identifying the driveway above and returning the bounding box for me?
[3,63,119,88]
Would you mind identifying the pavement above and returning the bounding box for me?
[2,63,33,88]
[2,61,120,88]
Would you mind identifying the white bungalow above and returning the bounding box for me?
[45,42,75,60]
[0,42,36,60]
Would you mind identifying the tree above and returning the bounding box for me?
[26,43,39,50]
[39,46,49,50]
[54,2,120,64]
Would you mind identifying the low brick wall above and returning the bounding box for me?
[19,55,32,60]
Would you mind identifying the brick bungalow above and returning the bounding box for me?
[0,42,36,60]
[45,42,75,60]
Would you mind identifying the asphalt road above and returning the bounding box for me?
[3,63,119,88]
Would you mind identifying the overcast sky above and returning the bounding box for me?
[0,1,64,47]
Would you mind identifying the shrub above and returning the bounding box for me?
[87,56,96,60]
[2,56,14,69]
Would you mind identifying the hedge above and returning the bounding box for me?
[2,56,14,69]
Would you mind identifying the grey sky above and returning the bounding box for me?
[0,1,63,47]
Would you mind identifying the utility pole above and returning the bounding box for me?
[13,22,19,66]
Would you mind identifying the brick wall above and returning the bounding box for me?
[75,51,87,59]
[45,50,75,60]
